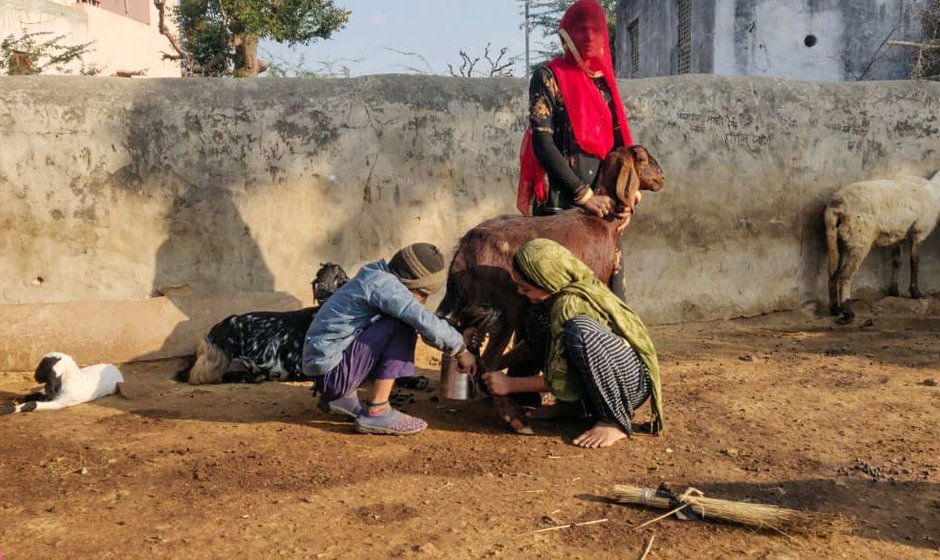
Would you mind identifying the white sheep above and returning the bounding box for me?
[825,169,940,323]
[0,352,124,414]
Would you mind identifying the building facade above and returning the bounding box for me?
[616,0,928,81]
[1,0,180,77]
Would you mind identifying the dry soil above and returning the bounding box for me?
[1,297,939,559]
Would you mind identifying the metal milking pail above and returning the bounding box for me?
[440,354,472,400]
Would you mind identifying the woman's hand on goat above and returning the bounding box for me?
[482,371,513,396]
[581,194,615,218]
[455,348,477,375]
[614,191,642,232]
[483,372,547,395]
[627,189,643,210]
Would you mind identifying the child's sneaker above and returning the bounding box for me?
[354,404,428,435]
[317,393,363,420]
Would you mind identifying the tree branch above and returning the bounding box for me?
[153,0,189,75]
[854,25,898,80]
[888,39,940,50]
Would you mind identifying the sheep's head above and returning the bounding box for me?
[312,262,349,305]
[596,145,666,212]
[34,352,77,398]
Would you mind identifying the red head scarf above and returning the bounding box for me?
[517,0,633,214]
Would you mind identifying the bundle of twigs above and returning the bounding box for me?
[611,483,841,535]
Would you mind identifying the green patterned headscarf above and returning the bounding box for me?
[514,238,664,435]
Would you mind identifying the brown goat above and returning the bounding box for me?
[438,145,666,433]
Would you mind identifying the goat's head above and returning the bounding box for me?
[596,145,666,212]
[312,262,349,305]
[34,352,78,398]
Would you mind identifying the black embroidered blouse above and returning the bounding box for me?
[527,65,624,215]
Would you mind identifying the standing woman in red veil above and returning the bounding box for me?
[517,0,637,217]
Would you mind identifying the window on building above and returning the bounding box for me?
[677,0,692,74]
[628,18,640,77]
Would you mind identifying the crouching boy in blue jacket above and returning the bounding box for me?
[303,243,476,435]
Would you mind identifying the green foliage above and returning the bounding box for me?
[175,0,231,76]
[174,0,349,76]
[0,30,96,75]
[224,0,349,42]
[520,0,618,65]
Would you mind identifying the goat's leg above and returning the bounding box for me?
[481,323,513,365]
[829,275,841,316]
[826,211,844,316]
[491,395,534,435]
[16,390,49,403]
[829,266,842,317]
[910,239,923,299]
[482,324,534,436]
[888,245,902,297]
[836,244,871,324]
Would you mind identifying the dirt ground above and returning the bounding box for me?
[1,296,939,559]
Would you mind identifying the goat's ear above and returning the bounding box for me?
[34,355,61,384]
[629,145,649,161]
[46,374,62,399]
[630,144,663,180]
[615,158,641,210]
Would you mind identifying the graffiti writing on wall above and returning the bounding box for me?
[724,132,772,147]
[676,111,780,150]
[677,111,773,150]
[824,122,867,136]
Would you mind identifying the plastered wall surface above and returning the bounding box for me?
[0,75,938,369]
[618,0,926,81]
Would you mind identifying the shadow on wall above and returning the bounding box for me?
[110,77,509,365]
[106,80,300,363]
[135,186,292,361]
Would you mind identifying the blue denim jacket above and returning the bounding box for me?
[302,259,464,376]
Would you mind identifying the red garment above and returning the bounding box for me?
[516,127,543,215]
[516,0,633,215]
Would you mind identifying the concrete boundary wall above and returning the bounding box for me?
[1,75,938,369]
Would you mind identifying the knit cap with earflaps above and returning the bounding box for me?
[389,243,447,296]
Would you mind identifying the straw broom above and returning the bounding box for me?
[611,483,841,535]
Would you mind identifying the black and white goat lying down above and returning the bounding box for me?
[176,262,349,385]
[1,352,124,415]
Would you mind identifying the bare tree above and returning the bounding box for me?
[913,0,940,80]
[447,43,515,77]
[887,1,940,80]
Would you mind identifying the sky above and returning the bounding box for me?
[259,0,555,77]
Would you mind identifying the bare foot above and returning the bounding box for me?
[572,422,627,448]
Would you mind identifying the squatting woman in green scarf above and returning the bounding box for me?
[482,238,664,448]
